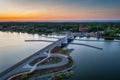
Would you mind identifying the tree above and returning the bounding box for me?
[104,27,115,37]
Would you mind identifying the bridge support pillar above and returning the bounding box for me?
[68,35,75,42]
[46,49,51,54]
[61,37,68,47]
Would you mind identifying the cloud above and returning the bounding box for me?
[0,0,120,20]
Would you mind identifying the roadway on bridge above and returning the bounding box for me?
[0,36,69,80]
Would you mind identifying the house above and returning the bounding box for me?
[0,26,3,29]
[116,34,120,37]
[79,27,88,32]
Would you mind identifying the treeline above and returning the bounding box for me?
[0,22,120,36]
[80,23,120,37]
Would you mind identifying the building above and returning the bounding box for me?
[79,27,88,32]
[116,34,120,37]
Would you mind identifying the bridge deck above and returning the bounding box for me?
[0,37,67,80]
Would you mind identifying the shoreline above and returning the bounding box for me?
[6,47,74,80]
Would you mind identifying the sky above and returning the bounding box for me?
[0,0,120,21]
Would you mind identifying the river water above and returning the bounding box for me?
[68,37,120,80]
[0,31,58,73]
[0,31,120,80]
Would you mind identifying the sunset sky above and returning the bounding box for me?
[0,0,120,21]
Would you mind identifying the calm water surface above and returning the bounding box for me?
[0,32,120,80]
[0,31,58,73]
[68,37,120,80]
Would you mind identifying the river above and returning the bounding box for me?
[0,32,120,80]
[0,31,58,73]
[68,37,120,80]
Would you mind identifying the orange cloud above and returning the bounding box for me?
[0,10,119,21]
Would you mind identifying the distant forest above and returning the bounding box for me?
[0,22,120,38]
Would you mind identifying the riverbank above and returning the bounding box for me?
[8,55,74,80]
[7,47,74,80]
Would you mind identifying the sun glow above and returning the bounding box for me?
[0,0,120,21]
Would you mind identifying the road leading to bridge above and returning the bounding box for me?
[0,35,75,80]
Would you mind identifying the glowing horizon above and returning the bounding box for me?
[0,0,120,21]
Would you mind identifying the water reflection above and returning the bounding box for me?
[0,31,58,73]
